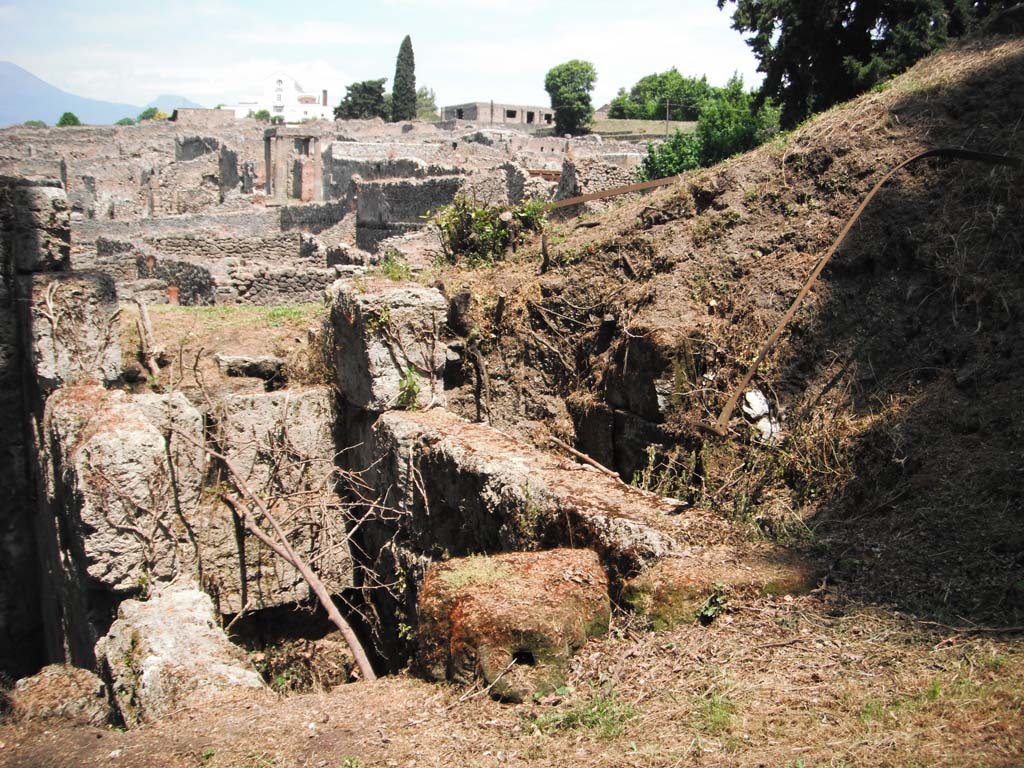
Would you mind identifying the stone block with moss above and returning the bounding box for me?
[416,548,609,702]
[622,545,816,630]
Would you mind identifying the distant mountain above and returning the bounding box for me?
[146,94,206,113]
[0,61,143,127]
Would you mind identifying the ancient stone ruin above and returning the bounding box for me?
[0,110,809,725]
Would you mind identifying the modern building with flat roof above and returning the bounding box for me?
[442,102,554,127]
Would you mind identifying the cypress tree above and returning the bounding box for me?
[391,35,416,122]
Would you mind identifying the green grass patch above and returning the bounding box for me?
[531,689,637,739]
[692,692,736,733]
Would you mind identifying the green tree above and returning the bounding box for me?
[416,87,439,121]
[608,69,714,121]
[544,60,597,135]
[115,117,135,126]
[137,107,168,122]
[639,75,779,180]
[334,79,389,120]
[717,0,1014,128]
[694,75,779,164]
[22,120,47,128]
[391,35,416,122]
[56,112,80,127]
[251,109,271,122]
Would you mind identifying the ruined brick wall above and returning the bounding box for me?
[228,264,341,305]
[136,253,216,305]
[322,147,465,201]
[143,231,308,262]
[553,157,638,215]
[279,201,349,234]
[171,108,239,130]
[355,175,465,251]
[71,208,281,258]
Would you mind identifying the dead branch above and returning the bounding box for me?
[548,436,619,479]
[134,298,163,385]
[176,430,378,682]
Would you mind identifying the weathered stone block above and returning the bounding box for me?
[1,181,70,273]
[16,271,120,393]
[95,585,263,727]
[328,280,447,412]
[358,408,701,575]
[416,548,609,701]
[8,664,110,727]
[203,388,354,613]
[45,386,204,594]
[621,545,817,630]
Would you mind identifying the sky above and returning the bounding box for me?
[0,0,763,110]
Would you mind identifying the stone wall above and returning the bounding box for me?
[553,157,639,215]
[355,176,464,251]
[323,149,463,201]
[279,201,349,234]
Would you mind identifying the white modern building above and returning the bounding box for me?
[222,72,333,123]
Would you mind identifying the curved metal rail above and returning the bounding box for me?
[706,147,1022,437]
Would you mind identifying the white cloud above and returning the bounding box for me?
[1,1,761,112]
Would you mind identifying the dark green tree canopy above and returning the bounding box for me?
[718,0,1015,128]
[115,117,135,126]
[56,112,80,127]
[608,69,714,121]
[544,59,597,135]
[392,35,417,122]
[335,78,389,120]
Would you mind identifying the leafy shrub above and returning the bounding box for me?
[431,195,546,267]
[639,130,702,180]
[137,107,168,122]
[396,366,421,409]
[378,248,412,281]
[22,119,46,128]
[639,76,780,180]
[115,117,135,126]
[56,112,81,127]
[251,109,271,122]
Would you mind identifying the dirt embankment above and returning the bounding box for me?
[441,34,1024,630]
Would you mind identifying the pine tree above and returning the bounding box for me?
[391,35,417,122]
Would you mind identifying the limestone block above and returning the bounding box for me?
[8,664,110,727]
[1,181,70,273]
[202,388,354,613]
[16,271,120,394]
[621,545,817,630]
[360,408,694,574]
[45,386,204,593]
[416,549,609,702]
[328,280,447,411]
[95,585,263,727]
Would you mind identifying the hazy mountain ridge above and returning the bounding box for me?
[0,62,203,127]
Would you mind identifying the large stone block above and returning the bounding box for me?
[416,548,609,702]
[357,408,703,576]
[203,388,354,613]
[621,546,817,630]
[8,664,110,727]
[16,271,121,394]
[0,180,70,273]
[45,386,204,594]
[328,279,447,412]
[95,585,263,727]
